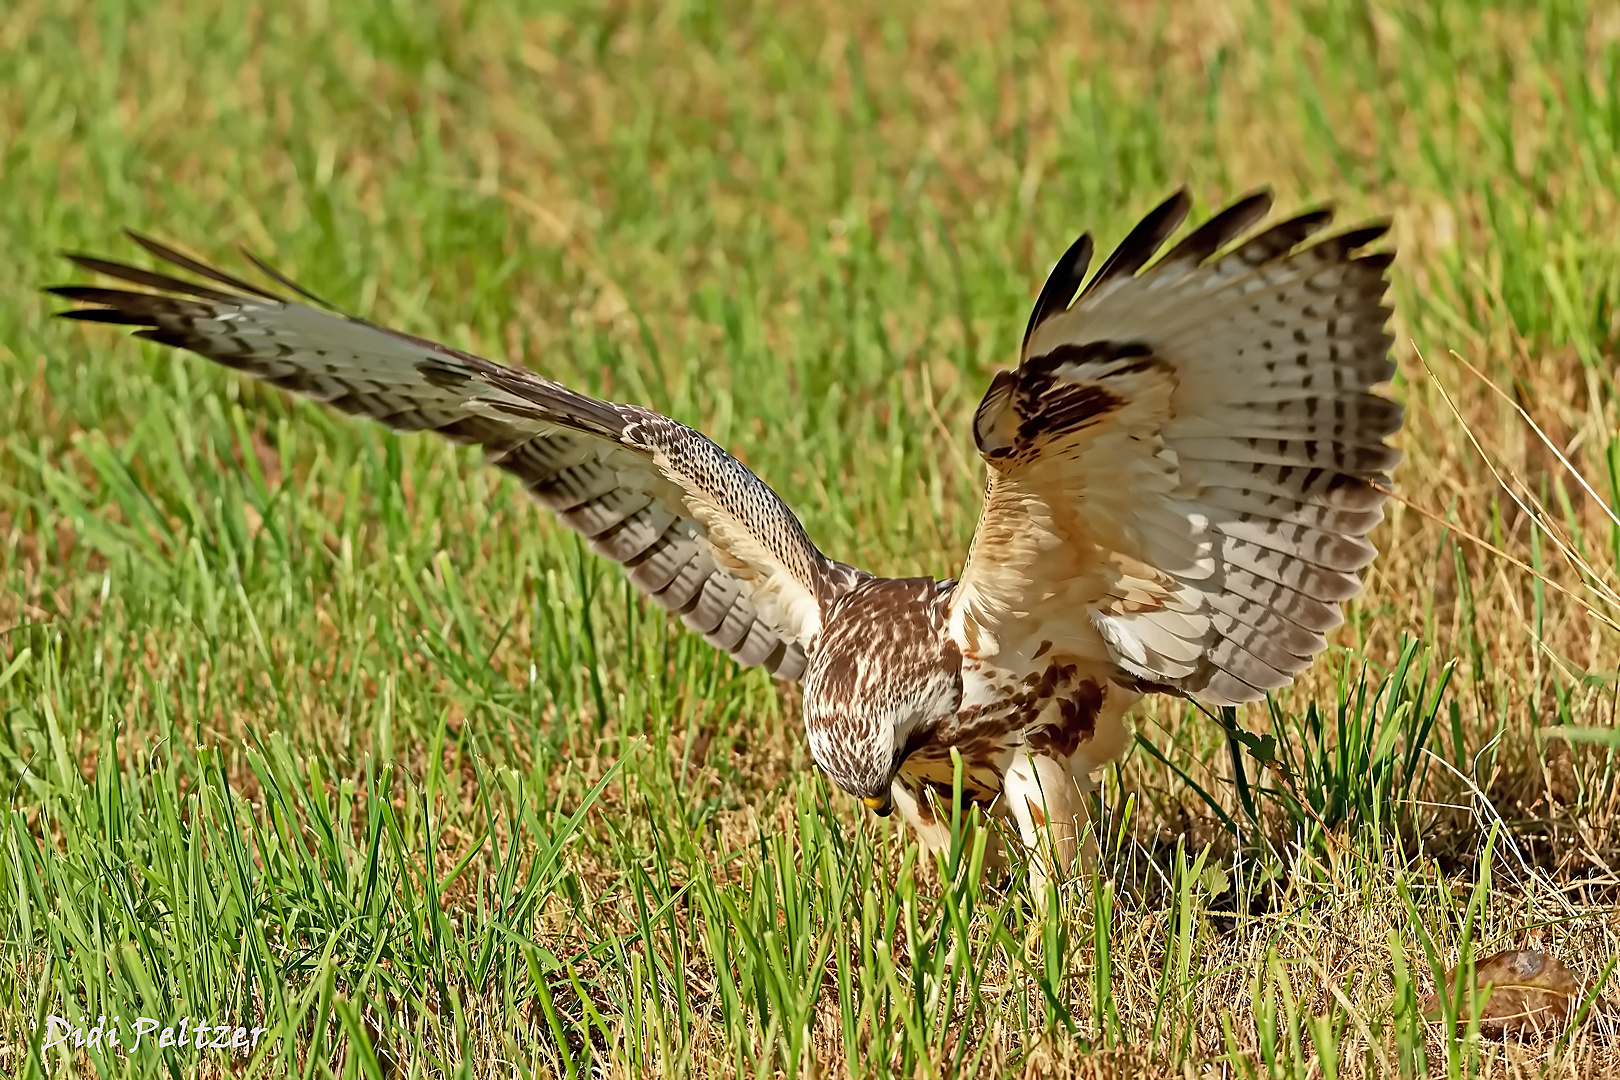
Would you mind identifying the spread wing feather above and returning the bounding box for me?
[952,190,1401,705]
[50,233,867,680]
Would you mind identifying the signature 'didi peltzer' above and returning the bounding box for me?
[41,1014,270,1056]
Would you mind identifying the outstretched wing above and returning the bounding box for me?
[951,191,1401,705]
[51,234,866,680]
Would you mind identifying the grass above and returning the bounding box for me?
[2,0,1619,1075]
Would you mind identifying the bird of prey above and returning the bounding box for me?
[50,189,1400,892]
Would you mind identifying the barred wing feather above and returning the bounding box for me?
[51,234,864,680]
[951,191,1401,705]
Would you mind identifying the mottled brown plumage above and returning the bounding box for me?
[49,188,1401,895]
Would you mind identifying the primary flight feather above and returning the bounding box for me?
[51,189,1401,891]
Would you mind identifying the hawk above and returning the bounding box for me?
[51,189,1400,891]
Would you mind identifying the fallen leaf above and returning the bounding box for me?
[1419,950,1583,1037]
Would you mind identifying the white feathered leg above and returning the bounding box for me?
[1004,748,1085,899]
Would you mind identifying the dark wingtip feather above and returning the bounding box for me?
[1329,220,1393,252]
[123,230,284,301]
[1225,208,1337,269]
[43,284,100,300]
[56,308,160,325]
[1021,231,1094,352]
[237,246,340,310]
[60,252,242,304]
[48,284,168,307]
[1157,189,1275,268]
[1082,189,1194,298]
[132,327,194,348]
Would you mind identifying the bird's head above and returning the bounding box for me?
[800,578,961,815]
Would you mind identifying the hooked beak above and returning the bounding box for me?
[862,794,893,817]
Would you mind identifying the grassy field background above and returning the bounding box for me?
[3,0,1619,1076]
